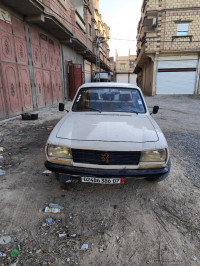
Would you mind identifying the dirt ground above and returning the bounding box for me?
[0,95,200,266]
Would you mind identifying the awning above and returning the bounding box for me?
[0,0,44,16]
[83,50,96,63]
[100,60,111,72]
[32,14,73,40]
[83,49,111,71]
[67,37,87,51]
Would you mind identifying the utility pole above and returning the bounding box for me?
[95,35,105,82]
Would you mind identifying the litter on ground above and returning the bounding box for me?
[44,206,60,214]
[42,170,52,175]
[81,244,88,250]
[0,236,11,245]
[49,203,64,210]
[10,249,19,258]
[0,169,5,175]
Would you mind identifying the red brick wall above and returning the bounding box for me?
[38,0,109,67]
[71,9,87,46]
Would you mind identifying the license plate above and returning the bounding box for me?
[81,177,124,184]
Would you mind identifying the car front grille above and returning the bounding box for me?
[72,149,141,165]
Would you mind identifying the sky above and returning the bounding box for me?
[99,0,143,58]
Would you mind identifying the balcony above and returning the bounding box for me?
[0,0,44,16]
[1,0,73,40]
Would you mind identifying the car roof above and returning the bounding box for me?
[79,82,142,92]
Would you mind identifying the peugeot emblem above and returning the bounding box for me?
[101,153,109,164]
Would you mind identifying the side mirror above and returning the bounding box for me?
[59,103,65,112]
[152,105,159,114]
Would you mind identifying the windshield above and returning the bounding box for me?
[72,87,146,113]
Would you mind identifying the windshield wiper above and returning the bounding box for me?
[130,110,139,115]
[116,108,139,114]
[77,106,101,113]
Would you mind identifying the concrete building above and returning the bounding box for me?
[109,57,115,72]
[115,50,137,84]
[134,0,200,95]
[0,0,110,119]
[92,0,110,79]
[109,57,116,82]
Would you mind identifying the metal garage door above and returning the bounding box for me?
[0,14,63,119]
[29,27,63,106]
[0,17,33,118]
[156,57,198,94]
[116,74,128,83]
[130,74,137,84]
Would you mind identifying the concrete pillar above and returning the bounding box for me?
[60,44,66,100]
[195,55,200,94]
[142,64,146,93]
[25,24,37,108]
[152,55,158,96]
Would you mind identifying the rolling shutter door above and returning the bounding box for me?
[130,74,137,84]
[116,74,128,83]
[156,59,198,94]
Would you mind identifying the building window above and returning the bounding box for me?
[76,6,84,19]
[58,0,67,10]
[88,23,92,36]
[75,10,85,32]
[120,63,126,71]
[130,61,134,69]
[177,23,189,36]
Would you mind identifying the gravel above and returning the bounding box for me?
[166,131,200,187]
[0,95,199,265]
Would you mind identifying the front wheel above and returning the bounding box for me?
[55,172,71,183]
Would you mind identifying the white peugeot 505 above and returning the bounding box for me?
[45,83,171,184]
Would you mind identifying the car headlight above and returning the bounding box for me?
[140,149,167,162]
[47,145,72,165]
[139,149,167,169]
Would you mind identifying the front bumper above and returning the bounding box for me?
[45,160,171,180]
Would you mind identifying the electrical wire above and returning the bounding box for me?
[109,38,200,43]
[109,38,137,42]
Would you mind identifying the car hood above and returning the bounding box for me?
[56,113,159,143]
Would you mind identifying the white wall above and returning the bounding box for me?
[62,45,83,65]
[84,60,92,83]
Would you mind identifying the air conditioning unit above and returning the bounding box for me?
[152,18,157,27]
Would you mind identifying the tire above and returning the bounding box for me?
[54,172,73,184]
[55,172,60,181]
[145,159,171,182]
